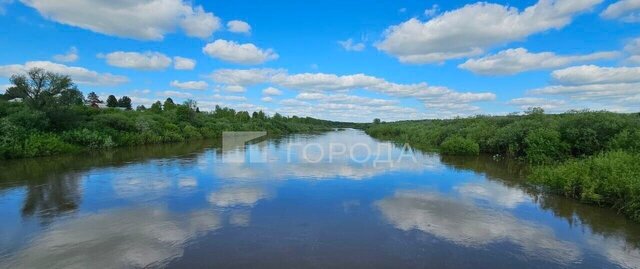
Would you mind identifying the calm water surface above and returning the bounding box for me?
[0,129,639,268]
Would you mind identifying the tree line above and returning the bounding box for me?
[0,68,333,159]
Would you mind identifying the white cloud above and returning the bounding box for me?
[173,56,196,70]
[262,87,282,96]
[527,65,640,111]
[0,61,128,86]
[170,80,208,90]
[220,85,246,93]
[227,20,251,34]
[159,90,192,98]
[507,97,567,111]
[261,96,273,102]
[377,0,602,63]
[460,48,619,75]
[203,39,278,65]
[338,38,365,52]
[210,94,247,102]
[209,68,285,86]
[209,68,495,114]
[20,0,221,40]
[624,37,640,64]
[551,65,640,85]
[102,51,172,70]
[53,46,78,63]
[601,0,640,22]
[424,4,440,17]
[179,6,221,39]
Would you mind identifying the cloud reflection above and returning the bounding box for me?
[375,190,581,264]
[2,207,221,269]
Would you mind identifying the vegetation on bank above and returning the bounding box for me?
[0,68,333,159]
[366,108,640,221]
[530,150,640,221]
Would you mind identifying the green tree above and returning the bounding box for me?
[150,101,162,113]
[136,105,146,111]
[106,95,118,107]
[373,118,381,124]
[117,96,132,110]
[5,68,75,109]
[58,88,84,106]
[163,98,176,110]
[87,92,101,103]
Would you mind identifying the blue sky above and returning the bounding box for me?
[1,0,639,122]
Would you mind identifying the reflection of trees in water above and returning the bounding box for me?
[439,154,640,249]
[0,139,221,223]
[22,174,82,223]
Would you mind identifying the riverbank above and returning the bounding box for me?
[0,99,334,159]
[365,109,640,221]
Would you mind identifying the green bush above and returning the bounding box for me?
[62,128,116,149]
[21,133,76,157]
[524,128,568,164]
[530,150,640,221]
[440,136,480,156]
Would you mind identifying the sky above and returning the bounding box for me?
[0,0,639,122]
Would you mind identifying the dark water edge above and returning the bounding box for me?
[0,130,639,268]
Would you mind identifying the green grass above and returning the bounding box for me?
[530,151,640,221]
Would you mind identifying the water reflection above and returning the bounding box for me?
[2,207,222,269]
[1,130,640,268]
[375,190,581,264]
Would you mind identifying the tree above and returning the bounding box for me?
[5,68,75,109]
[163,98,176,110]
[117,96,132,110]
[136,105,147,111]
[87,92,101,104]
[58,88,84,106]
[106,95,118,107]
[373,118,381,124]
[150,101,162,113]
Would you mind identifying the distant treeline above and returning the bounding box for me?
[366,108,640,221]
[0,68,334,159]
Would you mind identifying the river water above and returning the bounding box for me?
[0,129,639,268]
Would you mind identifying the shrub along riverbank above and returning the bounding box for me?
[366,109,640,221]
[0,68,334,159]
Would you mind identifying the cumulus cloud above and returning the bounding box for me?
[20,0,221,40]
[551,65,640,85]
[507,97,567,111]
[173,56,196,70]
[0,61,127,86]
[209,68,495,115]
[227,20,251,33]
[261,96,273,102]
[170,80,208,90]
[624,37,640,64]
[52,46,79,63]
[528,65,640,111]
[102,51,172,70]
[203,39,278,65]
[262,87,282,96]
[377,0,602,63]
[338,38,365,52]
[601,0,640,22]
[460,48,619,75]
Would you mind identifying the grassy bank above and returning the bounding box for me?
[366,109,640,220]
[0,99,333,159]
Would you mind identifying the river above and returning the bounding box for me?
[0,129,639,268]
